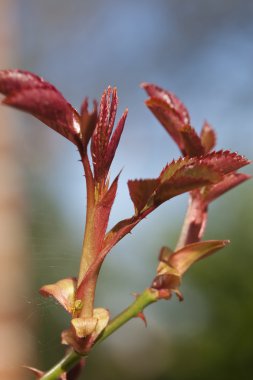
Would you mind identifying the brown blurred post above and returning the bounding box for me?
[0,1,33,379]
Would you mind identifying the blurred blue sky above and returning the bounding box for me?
[7,0,253,243]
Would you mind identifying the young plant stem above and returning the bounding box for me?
[39,288,159,380]
[77,154,97,318]
[38,351,82,380]
[176,194,207,250]
[96,288,158,343]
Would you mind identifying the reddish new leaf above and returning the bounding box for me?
[80,98,98,149]
[169,240,229,275]
[0,70,81,146]
[128,178,160,213]
[203,172,251,203]
[105,109,128,175]
[144,96,185,152]
[91,87,127,182]
[100,161,221,275]
[200,150,250,174]
[152,273,181,291]
[127,157,223,213]
[142,82,196,155]
[160,157,189,181]
[159,246,174,263]
[154,163,222,206]
[179,124,205,157]
[93,173,120,254]
[142,83,190,125]
[200,121,216,153]
[153,241,229,300]
[0,69,47,93]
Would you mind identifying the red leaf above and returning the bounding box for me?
[179,124,205,157]
[159,246,174,262]
[200,121,216,153]
[93,173,120,254]
[199,150,250,174]
[0,69,47,94]
[105,109,128,174]
[152,273,181,291]
[128,178,160,213]
[160,157,189,181]
[144,96,185,152]
[80,98,98,149]
[142,82,192,154]
[177,170,250,248]
[152,241,228,300]
[0,70,81,146]
[169,240,229,275]
[203,172,251,203]
[154,163,222,205]
[142,83,190,125]
[91,87,127,182]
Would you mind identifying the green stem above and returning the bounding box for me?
[40,288,158,380]
[39,350,82,380]
[96,288,158,344]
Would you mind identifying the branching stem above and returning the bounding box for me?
[40,288,159,380]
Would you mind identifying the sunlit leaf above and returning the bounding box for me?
[0,69,81,145]
[144,96,185,151]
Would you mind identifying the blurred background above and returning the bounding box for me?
[0,1,253,379]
